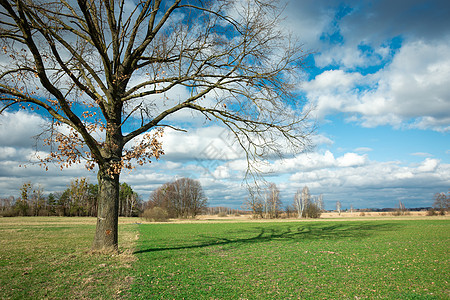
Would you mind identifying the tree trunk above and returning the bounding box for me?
[91,164,120,252]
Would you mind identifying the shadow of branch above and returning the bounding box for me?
[133,222,401,255]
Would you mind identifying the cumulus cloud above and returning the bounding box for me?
[160,126,245,161]
[303,39,450,132]
[0,111,46,148]
[417,158,440,173]
[287,0,450,132]
[337,152,368,167]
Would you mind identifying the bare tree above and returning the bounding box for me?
[336,201,341,216]
[293,189,302,218]
[119,182,141,217]
[149,178,207,218]
[0,0,312,251]
[244,191,264,218]
[265,182,281,218]
[433,192,449,215]
[293,186,309,218]
[30,184,45,216]
[15,182,32,216]
[284,204,295,218]
[67,178,90,216]
[293,186,322,218]
[316,194,324,212]
[392,200,408,216]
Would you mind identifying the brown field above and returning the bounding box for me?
[142,210,449,223]
[2,211,445,227]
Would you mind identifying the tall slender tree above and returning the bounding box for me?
[265,182,281,218]
[336,201,341,216]
[0,0,313,251]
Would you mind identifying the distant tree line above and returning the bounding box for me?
[0,179,142,217]
[205,207,246,216]
[243,185,450,219]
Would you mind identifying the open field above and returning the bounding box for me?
[177,211,447,223]
[0,217,138,299]
[1,216,449,299]
[130,218,449,299]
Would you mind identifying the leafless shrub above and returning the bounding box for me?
[142,207,168,222]
[427,209,437,216]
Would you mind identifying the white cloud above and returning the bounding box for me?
[212,165,231,179]
[304,39,450,132]
[161,126,244,161]
[315,44,390,70]
[0,111,46,148]
[417,158,440,173]
[337,152,368,167]
[311,134,334,146]
[411,152,433,157]
[354,147,373,153]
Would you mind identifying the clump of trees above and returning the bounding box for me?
[391,200,409,216]
[56,178,99,216]
[293,186,323,219]
[145,178,207,219]
[246,183,282,219]
[428,191,449,216]
[0,179,142,217]
[246,184,323,219]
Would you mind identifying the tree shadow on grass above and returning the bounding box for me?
[134,222,402,255]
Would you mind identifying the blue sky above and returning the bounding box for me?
[0,0,449,210]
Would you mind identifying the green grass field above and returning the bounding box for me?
[0,217,138,299]
[1,217,449,299]
[129,220,449,299]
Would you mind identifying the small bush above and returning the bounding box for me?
[391,210,402,216]
[359,212,365,217]
[218,211,227,217]
[426,209,437,216]
[303,203,321,218]
[142,207,168,222]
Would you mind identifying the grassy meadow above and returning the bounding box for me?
[0,217,138,299]
[130,219,449,299]
[1,216,449,299]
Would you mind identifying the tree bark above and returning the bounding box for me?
[91,163,120,252]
